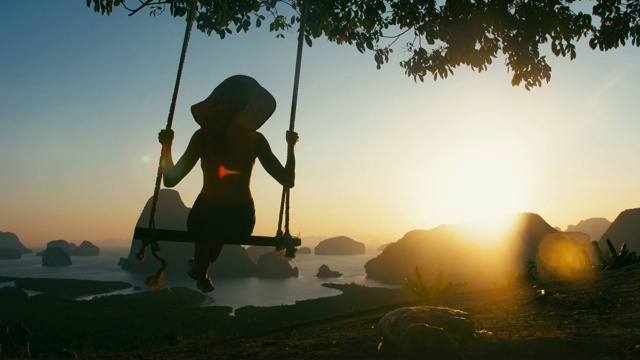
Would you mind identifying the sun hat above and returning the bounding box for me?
[191,75,276,131]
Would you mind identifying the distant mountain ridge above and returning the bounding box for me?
[566,217,611,241]
[365,213,594,288]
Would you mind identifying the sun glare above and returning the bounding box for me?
[440,143,535,224]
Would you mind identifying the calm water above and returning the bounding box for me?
[0,248,396,309]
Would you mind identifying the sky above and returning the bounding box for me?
[1,1,639,250]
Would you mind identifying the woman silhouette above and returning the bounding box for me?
[158,75,298,292]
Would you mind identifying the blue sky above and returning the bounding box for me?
[1,1,639,249]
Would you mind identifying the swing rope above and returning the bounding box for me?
[138,0,308,285]
[137,0,199,287]
[277,0,308,248]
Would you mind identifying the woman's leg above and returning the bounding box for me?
[193,241,211,279]
[193,241,223,279]
[191,241,216,293]
[209,243,224,263]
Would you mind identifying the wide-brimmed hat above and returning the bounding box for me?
[191,75,276,131]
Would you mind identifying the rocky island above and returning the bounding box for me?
[0,231,32,257]
[314,236,365,255]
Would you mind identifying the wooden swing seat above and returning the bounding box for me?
[133,227,301,247]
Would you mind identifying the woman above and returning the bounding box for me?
[158,75,298,293]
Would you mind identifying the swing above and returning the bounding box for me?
[134,0,308,276]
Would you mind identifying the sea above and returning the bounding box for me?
[0,248,397,309]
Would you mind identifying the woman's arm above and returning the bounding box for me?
[158,129,201,188]
[256,131,298,188]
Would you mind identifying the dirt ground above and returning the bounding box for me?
[115,263,640,359]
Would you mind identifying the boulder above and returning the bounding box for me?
[75,240,100,256]
[377,306,475,359]
[42,247,72,267]
[256,251,298,278]
[0,232,31,254]
[316,264,342,278]
[314,236,365,255]
[0,248,22,260]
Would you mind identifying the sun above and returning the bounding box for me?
[439,141,536,224]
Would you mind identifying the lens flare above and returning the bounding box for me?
[218,164,241,178]
[538,233,588,278]
[141,155,150,163]
[539,233,575,268]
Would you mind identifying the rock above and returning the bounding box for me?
[68,242,78,253]
[377,243,392,251]
[0,232,31,254]
[50,239,73,252]
[246,246,274,263]
[314,236,365,255]
[296,246,312,254]
[210,245,257,278]
[37,239,71,256]
[316,264,342,278]
[377,306,475,359]
[0,248,22,260]
[256,251,298,278]
[42,247,72,267]
[75,240,100,256]
[118,189,199,276]
[36,240,100,256]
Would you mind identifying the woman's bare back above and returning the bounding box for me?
[160,125,296,206]
[199,130,261,206]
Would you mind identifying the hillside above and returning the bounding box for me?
[600,208,640,251]
[112,264,640,359]
[364,213,591,288]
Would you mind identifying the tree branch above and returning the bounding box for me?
[122,0,164,16]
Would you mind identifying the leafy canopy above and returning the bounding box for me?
[88,0,640,89]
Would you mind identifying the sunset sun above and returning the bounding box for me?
[440,143,535,224]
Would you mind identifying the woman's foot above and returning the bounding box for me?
[188,258,214,292]
[197,275,215,293]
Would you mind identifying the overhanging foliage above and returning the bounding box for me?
[87,0,640,89]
